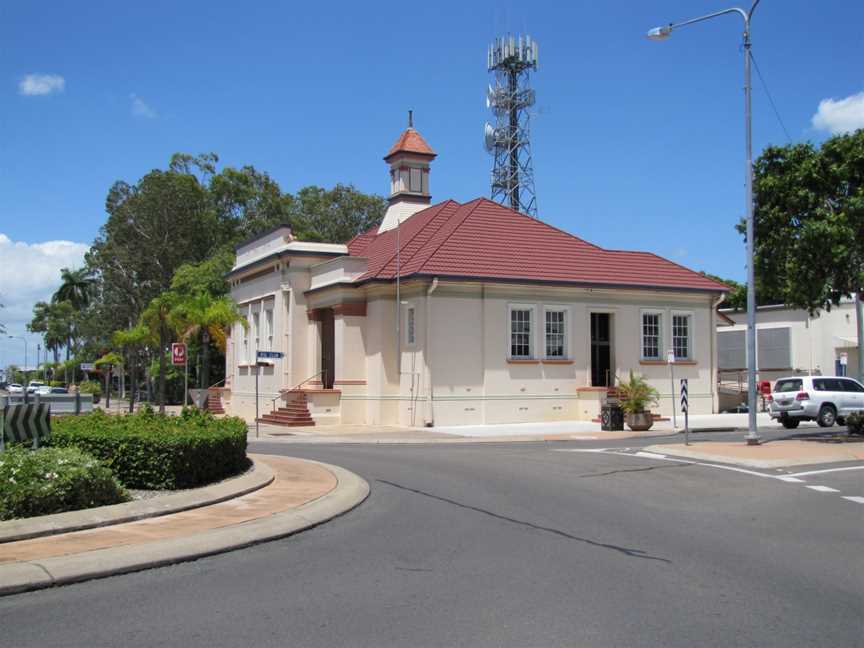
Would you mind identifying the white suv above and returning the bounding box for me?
[769,375,864,429]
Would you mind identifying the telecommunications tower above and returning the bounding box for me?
[484,35,538,217]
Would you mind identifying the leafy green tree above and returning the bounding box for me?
[94,351,122,410]
[289,184,386,243]
[747,128,864,373]
[171,292,246,390]
[170,247,235,297]
[140,292,180,413]
[112,324,149,413]
[86,169,217,328]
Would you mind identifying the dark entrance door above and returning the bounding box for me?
[591,313,612,387]
[321,309,335,390]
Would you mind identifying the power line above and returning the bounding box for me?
[750,50,793,143]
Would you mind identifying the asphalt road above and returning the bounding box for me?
[1,434,862,647]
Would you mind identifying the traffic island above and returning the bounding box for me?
[644,440,864,469]
[0,454,369,596]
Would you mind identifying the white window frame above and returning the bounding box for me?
[543,305,569,359]
[508,304,536,359]
[640,309,663,361]
[671,310,694,361]
[405,305,417,347]
[265,308,274,351]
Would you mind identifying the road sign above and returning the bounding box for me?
[2,403,51,449]
[79,363,95,372]
[680,378,690,446]
[680,379,688,412]
[256,351,284,359]
[666,349,676,364]
[171,343,187,366]
[188,389,208,409]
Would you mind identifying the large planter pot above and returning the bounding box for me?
[625,411,654,431]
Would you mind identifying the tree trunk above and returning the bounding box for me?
[105,367,111,409]
[128,354,136,414]
[158,329,167,414]
[201,330,211,390]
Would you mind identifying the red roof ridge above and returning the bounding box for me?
[369,200,460,279]
[408,198,487,275]
[472,197,604,251]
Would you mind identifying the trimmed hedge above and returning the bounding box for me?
[0,446,129,520]
[846,412,864,436]
[52,408,249,490]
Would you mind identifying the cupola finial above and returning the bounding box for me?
[408,109,413,129]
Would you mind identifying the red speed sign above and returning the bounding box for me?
[171,343,187,366]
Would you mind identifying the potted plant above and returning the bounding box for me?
[618,370,660,431]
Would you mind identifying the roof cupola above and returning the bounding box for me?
[377,111,436,233]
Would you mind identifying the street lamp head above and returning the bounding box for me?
[646,25,672,41]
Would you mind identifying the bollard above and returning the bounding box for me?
[75,390,81,415]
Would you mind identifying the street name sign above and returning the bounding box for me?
[256,351,284,359]
[79,363,95,371]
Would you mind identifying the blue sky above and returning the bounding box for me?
[1,0,862,368]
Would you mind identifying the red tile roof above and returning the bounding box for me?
[345,198,729,293]
[384,128,436,161]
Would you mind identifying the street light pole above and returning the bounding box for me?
[647,1,761,444]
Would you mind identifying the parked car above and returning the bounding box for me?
[50,386,68,394]
[26,381,47,394]
[7,383,23,394]
[35,385,52,396]
[769,376,864,429]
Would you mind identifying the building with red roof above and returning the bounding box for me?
[224,122,728,427]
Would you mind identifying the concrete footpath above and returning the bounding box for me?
[0,454,369,596]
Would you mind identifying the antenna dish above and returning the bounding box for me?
[483,123,496,152]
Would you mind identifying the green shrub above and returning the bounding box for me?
[0,446,129,520]
[51,408,248,489]
[77,380,102,395]
[846,412,864,435]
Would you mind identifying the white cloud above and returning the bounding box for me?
[18,73,65,96]
[812,91,864,135]
[130,93,157,119]
[0,234,89,366]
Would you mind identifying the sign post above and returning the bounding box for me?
[172,343,188,407]
[667,348,677,430]
[680,378,689,446]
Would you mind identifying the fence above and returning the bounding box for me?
[0,393,94,415]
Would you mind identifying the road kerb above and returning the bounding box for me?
[0,460,369,596]
[0,459,275,544]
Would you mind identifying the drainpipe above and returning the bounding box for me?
[425,277,439,426]
[711,293,725,413]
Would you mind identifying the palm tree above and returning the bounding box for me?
[141,292,179,413]
[94,351,122,410]
[113,324,149,413]
[171,293,246,391]
[53,267,95,310]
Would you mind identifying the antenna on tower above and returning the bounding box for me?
[484,33,539,217]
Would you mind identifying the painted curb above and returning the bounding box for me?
[0,459,275,544]
[0,460,369,596]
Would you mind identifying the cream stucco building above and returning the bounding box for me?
[222,124,728,427]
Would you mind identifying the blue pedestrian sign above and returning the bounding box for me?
[256,351,284,359]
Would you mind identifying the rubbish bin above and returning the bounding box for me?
[600,404,624,431]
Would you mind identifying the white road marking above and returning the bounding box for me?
[568,436,599,440]
[786,465,864,478]
[841,496,864,504]
[777,476,805,483]
[555,448,612,453]
[634,451,667,459]
[806,485,841,493]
